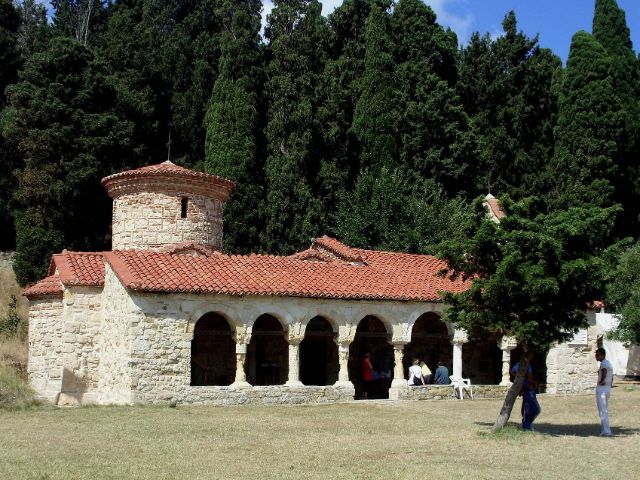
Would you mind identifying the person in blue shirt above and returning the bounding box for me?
[434,360,450,385]
[510,360,541,431]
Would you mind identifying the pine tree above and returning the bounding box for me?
[458,12,561,200]
[204,0,263,253]
[549,31,625,211]
[15,0,51,58]
[6,37,134,284]
[262,0,330,253]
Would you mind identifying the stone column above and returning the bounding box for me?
[388,324,410,400]
[451,329,468,379]
[334,323,356,389]
[499,336,517,386]
[285,322,306,386]
[231,326,251,388]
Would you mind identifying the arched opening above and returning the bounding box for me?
[348,316,394,399]
[404,313,452,383]
[510,345,549,392]
[463,336,502,384]
[191,313,235,386]
[300,316,339,385]
[247,314,288,385]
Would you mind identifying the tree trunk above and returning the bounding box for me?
[492,348,533,432]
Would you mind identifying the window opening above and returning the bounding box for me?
[181,197,188,218]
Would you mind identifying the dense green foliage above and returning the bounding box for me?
[0,0,638,300]
[606,242,640,344]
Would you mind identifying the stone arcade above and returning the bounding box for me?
[25,161,602,405]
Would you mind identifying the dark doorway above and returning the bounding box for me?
[191,313,235,386]
[247,314,289,385]
[349,316,394,399]
[404,313,452,382]
[300,316,339,385]
[463,336,502,384]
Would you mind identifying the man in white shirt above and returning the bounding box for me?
[595,347,614,437]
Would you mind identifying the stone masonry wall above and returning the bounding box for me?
[111,191,223,251]
[120,291,444,405]
[546,312,599,394]
[97,264,136,404]
[28,297,64,403]
[57,287,103,405]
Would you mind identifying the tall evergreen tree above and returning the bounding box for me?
[15,0,51,58]
[6,37,134,284]
[392,0,475,196]
[592,0,640,237]
[350,1,397,172]
[262,0,330,253]
[458,12,561,199]
[97,0,221,167]
[549,31,624,211]
[204,0,263,253]
[0,0,21,250]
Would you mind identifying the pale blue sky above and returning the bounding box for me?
[40,1,640,62]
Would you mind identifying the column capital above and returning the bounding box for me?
[287,322,306,345]
[391,323,411,345]
[391,339,409,348]
[499,335,517,351]
[234,325,252,346]
[451,329,468,345]
[337,323,356,345]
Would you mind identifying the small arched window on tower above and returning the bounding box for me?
[180,197,188,218]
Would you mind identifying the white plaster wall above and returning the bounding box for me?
[27,297,64,403]
[97,264,137,404]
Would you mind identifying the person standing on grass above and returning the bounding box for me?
[595,347,614,436]
[510,360,541,431]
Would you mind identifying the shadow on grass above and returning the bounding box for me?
[475,421,640,437]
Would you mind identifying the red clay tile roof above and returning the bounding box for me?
[101,160,235,200]
[485,194,506,221]
[102,239,468,301]
[26,237,469,302]
[23,275,64,298]
[50,251,105,286]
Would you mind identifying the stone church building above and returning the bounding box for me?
[25,161,601,405]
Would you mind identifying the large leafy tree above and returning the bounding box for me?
[204,0,263,253]
[334,167,471,253]
[439,196,618,430]
[549,31,624,211]
[262,0,330,253]
[458,12,561,200]
[606,242,640,345]
[6,37,133,285]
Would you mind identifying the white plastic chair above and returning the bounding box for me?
[450,375,474,400]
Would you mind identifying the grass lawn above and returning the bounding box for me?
[1,389,639,480]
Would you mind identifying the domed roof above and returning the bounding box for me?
[102,160,235,200]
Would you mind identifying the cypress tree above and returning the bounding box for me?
[262,0,330,253]
[350,1,398,172]
[549,31,624,211]
[0,0,21,250]
[204,0,263,253]
[6,37,134,284]
[592,0,640,237]
[458,12,561,200]
[392,0,475,196]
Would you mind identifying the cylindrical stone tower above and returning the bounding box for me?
[102,160,235,251]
